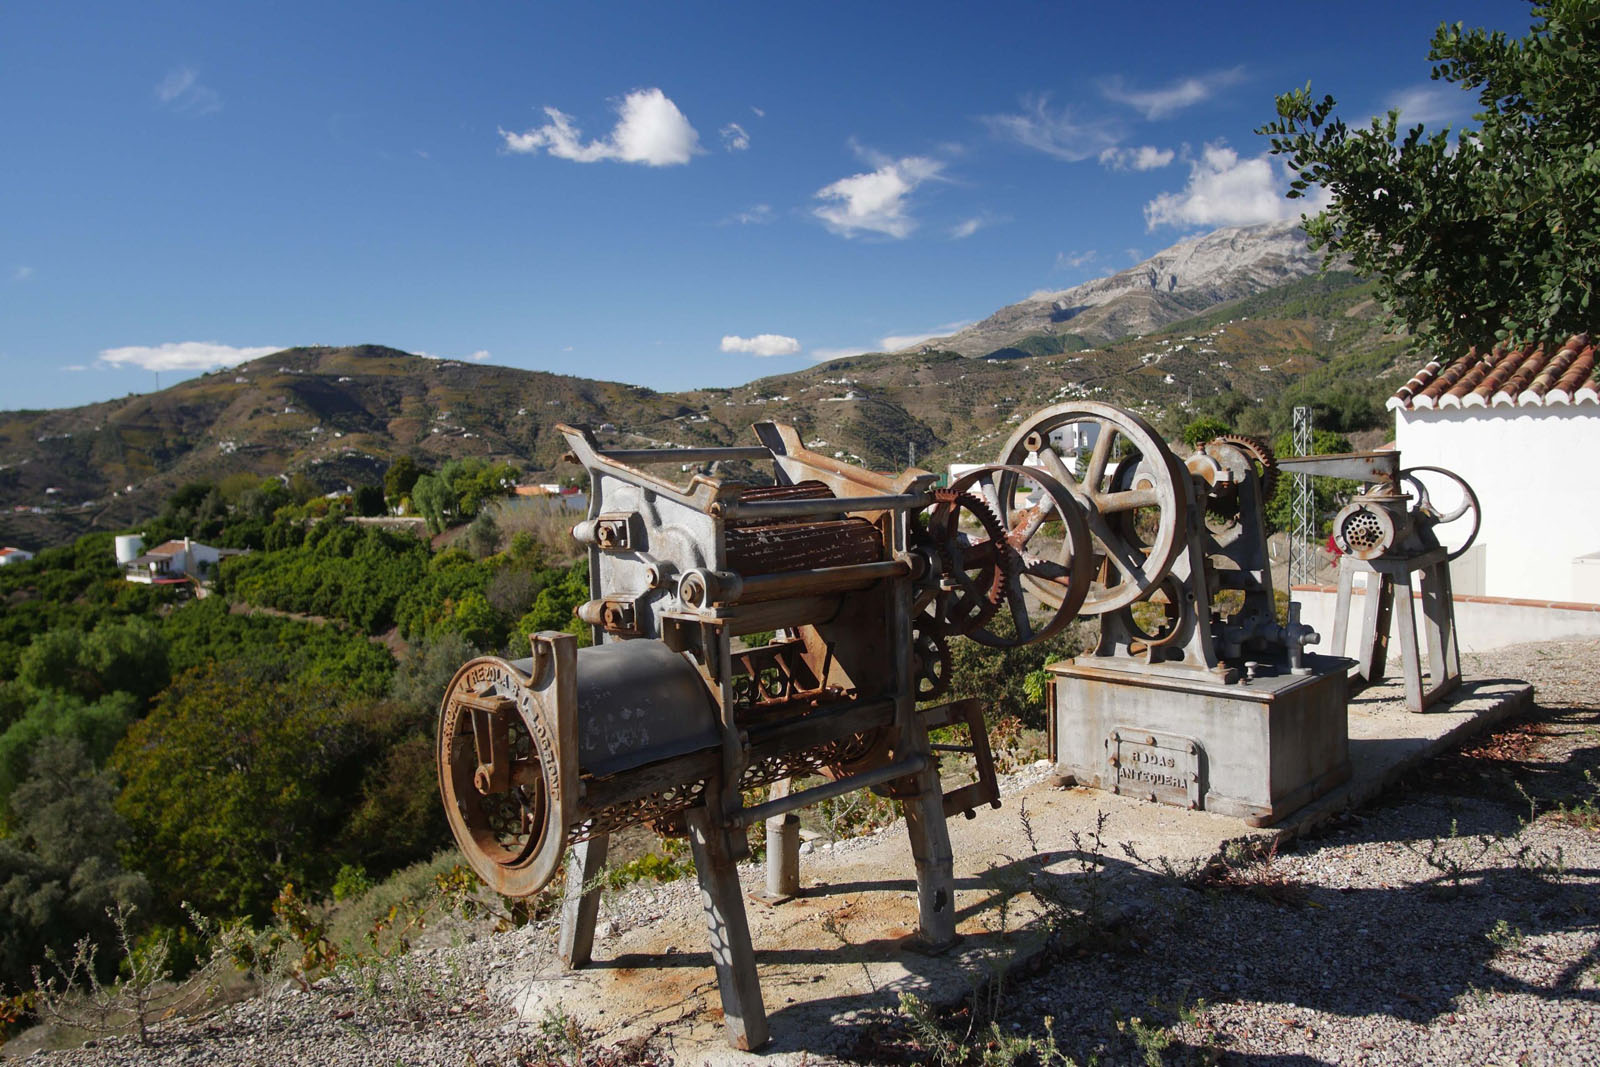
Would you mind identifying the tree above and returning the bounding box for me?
[465,508,501,559]
[1181,415,1233,449]
[1259,2,1600,355]
[0,737,149,991]
[112,663,366,919]
[411,473,450,534]
[353,484,386,517]
[383,455,424,502]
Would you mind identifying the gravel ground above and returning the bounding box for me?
[9,638,1598,1066]
[852,638,1600,1067]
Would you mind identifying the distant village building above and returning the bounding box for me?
[120,536,244,584]
[1387,332,1599,602]
[0,546,34,566]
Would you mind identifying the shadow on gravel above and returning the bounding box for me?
[845,700,1600,1065]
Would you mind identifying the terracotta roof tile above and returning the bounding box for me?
[1388,333,1595,410]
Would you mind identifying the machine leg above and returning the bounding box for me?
[764,780,801,901]
[685,806,769,1051]
[558,832,610,969]
[901,768,959,951]
[1392,569,1425,712]
[1332,560,1355,660]
[1356,573,1394,686]
[1420,564,1461,700]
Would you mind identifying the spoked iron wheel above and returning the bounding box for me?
[437,658,566,898]
[995,401,1188,615]
[942,464,1094,648]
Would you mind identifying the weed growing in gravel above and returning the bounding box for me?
[31,903,227,1047]
[1402,818,1500,896]
[898,991,1081,1067]
[1115,1012,1173,1067]
[1550,769,1600,830]
[1485,919,1526,956]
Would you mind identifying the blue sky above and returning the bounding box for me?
[1,1,1520,411]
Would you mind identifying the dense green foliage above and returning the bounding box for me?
[1260,2,1600,353]
[223,521,430,632]
[0,473,594,996]
[409,457,521,534]
[112,662,374,919]
[0,739,149,992]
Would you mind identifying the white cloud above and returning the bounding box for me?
[155,67,222,115]
[1386,83,1475,127]
[981,94,1120,162]
[721,334,801,357]
[466,350,491,362]
[1144,143,1328,230]
[1056,250,1098,270]
[62,364,88,372]
[12,266,34,282]
[1098,145,1175,171]
[98,341,279,372]
[1101,67,1245,120]
[750,106,766,119]
[500,88,701,166]
[810,346,872,362]
[813,155,944,239]
[950,217,984,239]
[880,321,973,351]
[720,123,750,151]
[726,203,775,225]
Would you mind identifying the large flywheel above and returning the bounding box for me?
[995,401,1188,614]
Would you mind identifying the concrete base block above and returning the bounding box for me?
[1049,654,1351,827]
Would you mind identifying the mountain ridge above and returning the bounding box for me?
[907,219,1324,358]
[1,233,1397,551]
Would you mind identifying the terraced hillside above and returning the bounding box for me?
[0,271,1407,549]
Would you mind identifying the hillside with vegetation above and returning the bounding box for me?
[0,481,594,1026]
[0,268,1408,553]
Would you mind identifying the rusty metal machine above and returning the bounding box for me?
[435,420,1096,1049]
[1008,402,1476,821]
[433,400,1476,1043]
[1328,465,1480,711]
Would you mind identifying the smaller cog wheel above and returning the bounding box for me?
[926,489,1008,635]
[1210,433,1279,502]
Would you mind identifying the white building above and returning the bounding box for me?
[0,546,34,566]
[123,537,240,584]
[1387,332,1599,602]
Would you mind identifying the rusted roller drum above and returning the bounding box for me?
[994,401,1188,614]
[438,637,720,897]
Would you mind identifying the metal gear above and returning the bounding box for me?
[910,618,954,699]
[925,489,1008,635]
[1210,433,1279,503]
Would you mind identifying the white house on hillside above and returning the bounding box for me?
[0,547,34,566]
[1387,331,1599,603]
[121,537,241,584]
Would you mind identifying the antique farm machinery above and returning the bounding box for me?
[435,419,1093,1049]
[433,400,1477,1046]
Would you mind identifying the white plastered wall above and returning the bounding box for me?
[1394,405,1600,603]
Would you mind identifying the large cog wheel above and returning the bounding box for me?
[995,402,1188,615]
[926,489,1007,636]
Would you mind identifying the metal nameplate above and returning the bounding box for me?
[1107,729,1203,809]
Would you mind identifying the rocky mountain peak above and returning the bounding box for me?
[904,219,1322,358]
